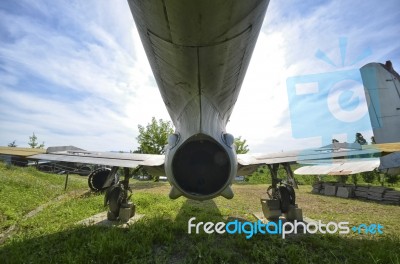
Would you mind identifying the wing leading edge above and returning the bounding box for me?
[27,147,164,169]
[237,142,400,175]
[294,158,380,175]
[0,146,46,157]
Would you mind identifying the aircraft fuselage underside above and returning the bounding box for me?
[127,0,270,200]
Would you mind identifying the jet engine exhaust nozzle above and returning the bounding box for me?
[171,137,232,198]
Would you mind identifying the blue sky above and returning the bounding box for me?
[0,0,399,152]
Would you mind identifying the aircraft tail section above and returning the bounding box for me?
[360,61,400,144]
[361,61,400,173]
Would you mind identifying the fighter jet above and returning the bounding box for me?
[2,0,399,220]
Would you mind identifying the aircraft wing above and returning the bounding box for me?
[362,143,400,154]
[28,150,164,168]
[0,146,165,169]
[0,146,46,157]
[238,143,381,165]
[294,158,380,175]
[297,143,400,175]
[237,142,400,175]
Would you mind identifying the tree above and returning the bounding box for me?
[338,175,348,184]
[135,117,174,181]
[8,140,17,147]
[332,139,339,143]
[385,173,399,186]
[234,136,249,154]
[355,132,367,145]
[361,171,376,185]
[351,174,358,185]
[28,132,45,149]
[136,117,174,154]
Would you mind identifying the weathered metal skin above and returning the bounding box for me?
[127,0,270,200]
[360,62,400,144]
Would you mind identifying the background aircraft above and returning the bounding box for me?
[296,61,400,176]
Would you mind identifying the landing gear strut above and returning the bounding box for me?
[104,167,135,221]
[261,163,302,221]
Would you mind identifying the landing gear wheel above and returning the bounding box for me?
[286,185,296,205]
[266,185,280,200]
[278,186,291,213]
[105,185,124,219]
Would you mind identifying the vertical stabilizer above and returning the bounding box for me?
[360,61,400,144]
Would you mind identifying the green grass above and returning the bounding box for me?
[1,163,400,263]
[0,163,87,231]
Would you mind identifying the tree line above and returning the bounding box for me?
[132,117,249,180]
[134,117,249,155]
[8,132,45,149]
[333,132,398,186]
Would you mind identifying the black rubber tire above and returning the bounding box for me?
[106,185,123,218]
[278,186,291,213]
[88,168,111,192]
[286,185,296,205]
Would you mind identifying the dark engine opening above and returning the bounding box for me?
[172,137,231,196]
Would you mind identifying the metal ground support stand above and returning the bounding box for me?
[119,167,135,222]
[261,163,303,221]
[105,167,135,222]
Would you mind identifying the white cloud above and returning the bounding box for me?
[0,0,169,151]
